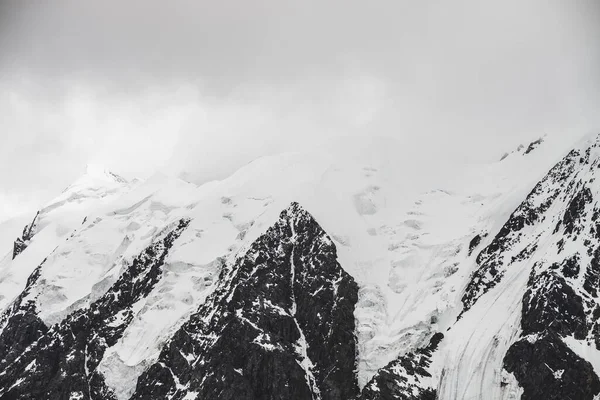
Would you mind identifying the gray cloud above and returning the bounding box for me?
[0,0,599,220]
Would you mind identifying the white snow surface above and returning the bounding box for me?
[433,133,600,400]
[0,135,585,397]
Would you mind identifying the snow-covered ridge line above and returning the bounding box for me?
[131,202,359,400]
[11,211,39,259]
[0,219,190,399]
[435,132,600,400]
[0,133,595,399]
[463,134,600,313]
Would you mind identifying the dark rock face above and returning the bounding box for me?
[503,260,600,400]
[0,203,359,400]
[524,137,545,155]
[554,254,580,279]
[358,333,443,400]
[584,245,600,298]
[504,334,600,400]
[521,268,587,339]
[12,238,28,259]
[12,211,40,259]
[131,202,359,400]
[562,187,593,236]
[467,233,485,256]
[459,137,600,399]
[0,219,190,400]
[6,139,600,400]
[463,147,581,312]
[0,262,48,371]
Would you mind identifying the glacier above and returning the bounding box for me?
[0,133,598,399]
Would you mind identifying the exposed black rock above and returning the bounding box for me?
[554,254,580,279]
[510,242,538,265]
[463,147,581,312]
[524,137,545,155]
[503,255,600,399]
[458,137,600,399]
[0,219,190,400]
[12,211,40,259]
[358,333,443,400]
[6,135,600,400]
[0,261,48,371]
[562,187,593,236]
[499,136,545,160]
[521,268,587,339]
[584,246,600,298]
[131,202,359,400]
[468,233,485,256]
[504,333,600,400]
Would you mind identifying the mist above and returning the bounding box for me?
[1,0,599,221]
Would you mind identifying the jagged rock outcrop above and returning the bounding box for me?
[131,202,359,400]
[12,211,40,259]
[6,135,600,400]
[358,333,443,400]
[462,136,600,399]
[463,145,583,312]
[524,137,545,155]
[0,219,190,400]
[504,333,600,400]
[0,260,48,370]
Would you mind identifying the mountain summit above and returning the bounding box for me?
[84,163,128,184]
[0,134,599,399]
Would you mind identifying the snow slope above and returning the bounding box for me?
[434,133,600,400]
[0,133,588,399]
[0,164,132,312]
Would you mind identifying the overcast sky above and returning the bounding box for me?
[1,0,599,221]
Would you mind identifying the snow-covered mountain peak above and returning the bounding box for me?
[53,163,129,207]
[84,163,128,184]
[2,133,600,399]
[432,131,600,400]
